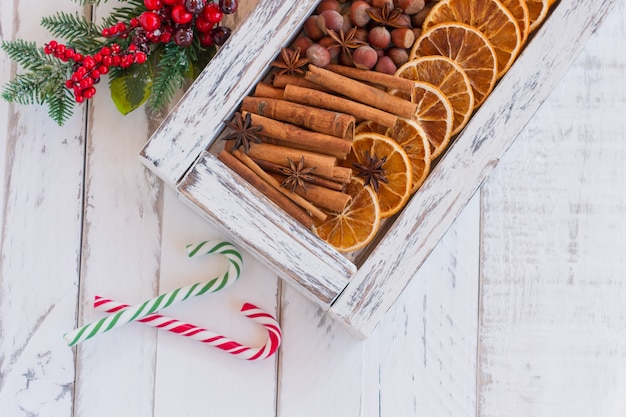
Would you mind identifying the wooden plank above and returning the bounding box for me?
[177,152,356,307]
[0,1,86,416]
[71,2,163,410]
[153,186,279,416]
[330,0,619,338]
[276,283,381,417]
[378,194,480,417]
[140,0,320,186]
[478,3,626,416]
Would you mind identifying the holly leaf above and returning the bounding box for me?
[110,63,153,115]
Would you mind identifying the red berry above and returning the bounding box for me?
[211,25,231,46]
[48,40,58,49]
[130,18,139,27]
[144,0,163,10]
[74,53,84,62]
[111,44,121,54]
[174,27,194,46]
[202,3,223,24]
[171,5,193,24]
[199,31,214,46]
[102,28,111,37]
[219,0,237,14]
[102,56,113,66]
[160,32,172,43]
[139,11,161,31]
[75,95,85,103]
[195,15,214,33]
[134,52,147,64]
[185,0,206,14]
[162,0,177,4]
[98,65,109,74]
[65,80,74,89]
[94,52,102,63]
[83,56,96,69]
[83,87,96,99]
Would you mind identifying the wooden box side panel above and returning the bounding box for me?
[329,0,619,338]
[177,152,357,306]
[139,0,319,186]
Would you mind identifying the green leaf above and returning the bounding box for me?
[110,63,153,115]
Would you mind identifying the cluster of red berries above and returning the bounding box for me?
[115,0,239,48]
[44,41,147,103]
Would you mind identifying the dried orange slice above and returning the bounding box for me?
[501,0,531,44]
[343,133,412,218]
[411,22,498,108]
[313,178,380,253]
[526,0,549,32]
[422,0,522,78]
[409,82,453,159]
[386,118,431,192]
[355,119,431,193]
[355,120,387,135]
[395,56,474,136]
[387,81,452,159]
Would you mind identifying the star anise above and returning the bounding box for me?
[327,28,367,66]
[353,151,389,192]
[221,112,263,153]
[270,47,309,76]
[279,157,317,193]
[367,4,411,28]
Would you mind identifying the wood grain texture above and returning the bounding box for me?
[330,0,619,337]
[478,3,626,416]
[177,152,356,306]
[154,187,279,417]
[0,1,86,416]
[378,194,480,417]
[140,0,320,186]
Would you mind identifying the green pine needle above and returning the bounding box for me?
[149,44,190,111]
[41,12,100,41]
[1,40,50,71]
[102,0,144,27]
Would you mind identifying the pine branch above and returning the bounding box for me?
[149,44,189,110]
[101,0,145,27]
[2,74,45,105]
[41,11,101,43]
[45,87,76,125]
[1,40,50,71]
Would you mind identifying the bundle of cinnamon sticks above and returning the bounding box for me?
[218,63,419,229]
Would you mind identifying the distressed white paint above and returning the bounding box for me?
[0,1,85,416]
[2,0,626,416]
[478,3,626,416]
[330,0,620,336]
[142,0,619,336]
[140,0,320,186]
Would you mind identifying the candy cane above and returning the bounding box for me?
[93,296,281,360]
[64,241,242,346]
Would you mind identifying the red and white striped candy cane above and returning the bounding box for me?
[94,296,281,361]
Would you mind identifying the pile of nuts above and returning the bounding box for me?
[295,0,430,74]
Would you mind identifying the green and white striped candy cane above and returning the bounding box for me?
[64,241,243,346]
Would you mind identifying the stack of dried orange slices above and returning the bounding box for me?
[313,0,554,253]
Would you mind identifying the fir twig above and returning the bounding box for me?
[101,0,144,28]
[41,12,102,52]
[1,40,50,71]
[149,44,189,110]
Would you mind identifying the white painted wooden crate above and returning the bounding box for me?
[140,0,618,338]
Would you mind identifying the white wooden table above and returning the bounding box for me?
[1,1,625,416]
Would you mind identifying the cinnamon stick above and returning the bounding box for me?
[253,83,284,99]
[305,65,418,119]
[325,64,415,95]
[251,157,345,191]
[273,73,333,92]
[217,150,314,229]
[282,84,399,128]
[246,142,351,183]
[240,112,351,159]
[241,96,355,141]
[269,173,351,213]
[231,150,327,222]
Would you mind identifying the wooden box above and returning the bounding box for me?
[140,0,617,338]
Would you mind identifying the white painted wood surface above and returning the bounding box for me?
[1,1,626,417]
